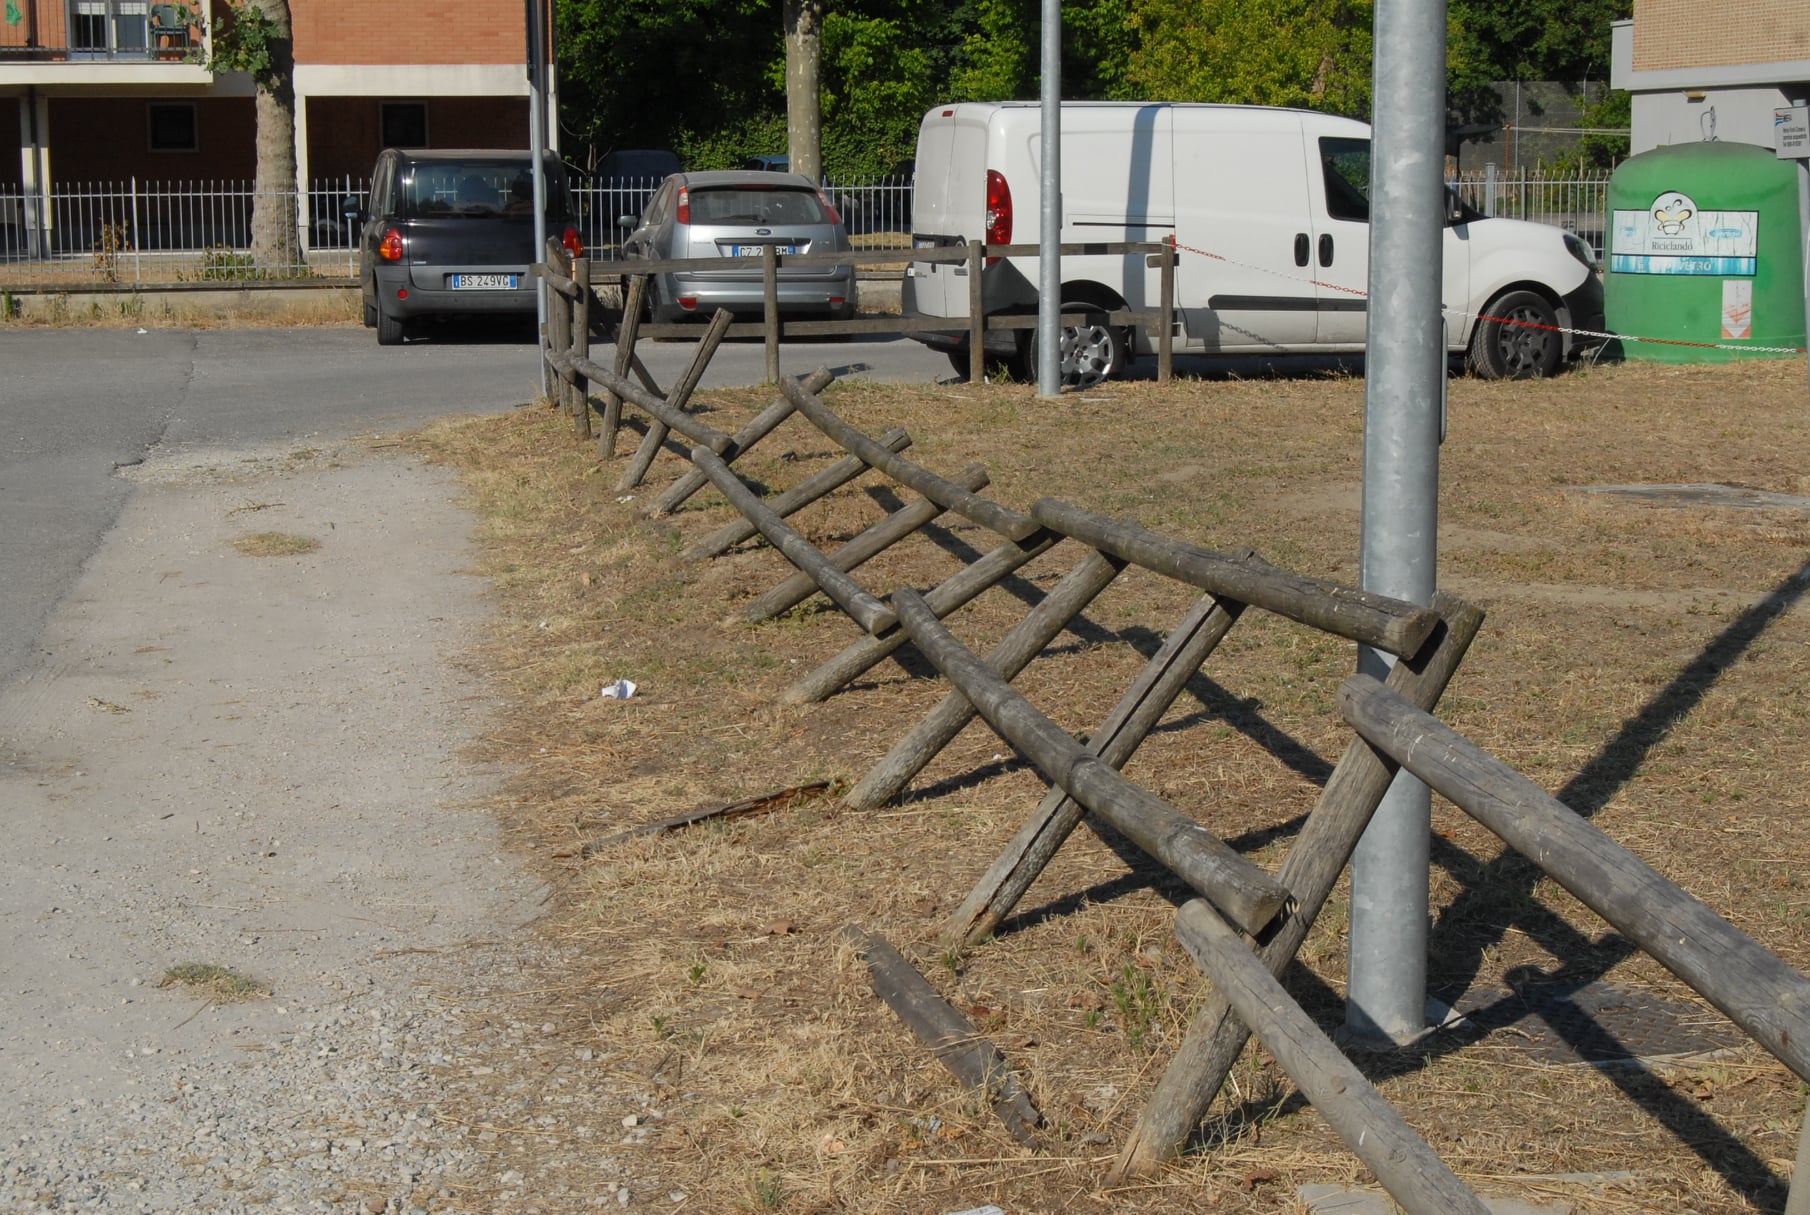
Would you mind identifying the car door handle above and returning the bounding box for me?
[1318,233,1334,267]
[1294,233,1310,266]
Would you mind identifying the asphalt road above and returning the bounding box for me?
[0,324,950,689]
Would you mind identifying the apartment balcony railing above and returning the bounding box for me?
[0,0,203,62]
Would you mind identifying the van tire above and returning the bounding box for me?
[362,297,378,329]
[1023,302,1129,388]
[377,304,408,347]
[1468,289,1561,379]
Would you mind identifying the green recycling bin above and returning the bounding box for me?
[1606,140,1806,362]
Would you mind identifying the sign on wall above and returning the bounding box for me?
[1610,191,1759,275]
[1777,108,1810,159]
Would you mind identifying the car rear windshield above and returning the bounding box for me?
[397,160,566,219]
[690,185,828,226]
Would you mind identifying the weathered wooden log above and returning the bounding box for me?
[571,258,594,439]
[1030,498,1437,658]
[570,353,734,455]
[846,549,1127,810]
[1114,593,1481,1178]
[618,308,734,492]
[782,375,1039,542]
[781,529,1062,705]
[599,275,647,457]
[942,591,1244,949]
[683,427,913,563]
[1340,672,1810,1084]
[739,465,990,625]
[890,587,1289,936]
[646,366,834,517]
[579,779,834,855]
[841,925,1044,1148]
[1172,899,1491,1215]
[690,447,897,635]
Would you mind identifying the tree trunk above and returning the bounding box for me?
[783,0,823,181]
[247,0,299,273]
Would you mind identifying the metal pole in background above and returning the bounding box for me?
[1345,0,1447,1047]
[1795,99,1808,400]
[1034,0,1062,398]
[526,0,550,397]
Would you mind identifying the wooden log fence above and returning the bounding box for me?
[518,291,1810,1213]
[535,238,1180,402]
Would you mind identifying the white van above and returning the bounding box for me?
[902,101,1604,384]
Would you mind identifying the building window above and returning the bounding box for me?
[381,102,428,149]
[148,103,198,153]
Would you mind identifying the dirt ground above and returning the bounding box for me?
[413,353,1810,1215]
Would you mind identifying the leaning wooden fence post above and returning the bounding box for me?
[1113,594,1482,1178]
[762,242,780,385]
[967,239,985,384]
[890,587,1291,937]
[781,530,1060,704]
[738,465,990,625]
[846,548,1128,810]
[572,257,593,440]
[648,367,834,517]
[941,590,1245,949]
[1788,1106,1810,1215]
[599,274,647,458]
[618,307,732,492]
[1172,899,1491,1215]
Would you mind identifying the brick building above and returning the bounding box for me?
[1611,0,1810,152]
[2,0,551,242]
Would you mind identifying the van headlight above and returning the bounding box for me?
[1563,232,1597,270]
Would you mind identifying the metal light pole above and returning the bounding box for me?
[1345,0,1448,1046]
[525,0,550,397]
[1034,0,1062,398]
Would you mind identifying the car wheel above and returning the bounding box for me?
[1468,289,1561,379]
[376,302,407,347]
[362,296,378,329]
[1023,301,1130,388]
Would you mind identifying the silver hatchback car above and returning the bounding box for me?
[618,171,856,323]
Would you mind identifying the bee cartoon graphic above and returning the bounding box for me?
[1651,194,1694,236]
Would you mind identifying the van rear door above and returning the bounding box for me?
[907,106,989,319]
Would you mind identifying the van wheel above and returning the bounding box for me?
[1468,289,1561,379]
[1024,303,1129,388]
[377,304,408,347]
[362,297,378,329]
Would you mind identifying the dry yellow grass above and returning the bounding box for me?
[413,354,1810,1214]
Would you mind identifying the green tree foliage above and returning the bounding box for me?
[1125,0,1374,115]
[554,0,1627,174]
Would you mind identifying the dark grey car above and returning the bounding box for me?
[356,149,581,346]
[619,171,856,324]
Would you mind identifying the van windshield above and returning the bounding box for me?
[397,160,566,219]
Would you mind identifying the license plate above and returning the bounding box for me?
[728,244,798,257]
[451,273,518,289]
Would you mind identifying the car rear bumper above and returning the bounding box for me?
[652,270,856,320]
[374,264,539,317]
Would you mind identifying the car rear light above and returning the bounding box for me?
[816,187,842,225]
[378,227,405,261]
[562,226,584,257]
[678,296,698,311]
[984,170,1011,265]
[676,186,690,225]
[397,287,408,300]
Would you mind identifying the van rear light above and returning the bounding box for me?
[562,226,584,257]
[378,227,405,261]
[816,187,841,225]
[676,186,691,225]
[984,169,1012,265]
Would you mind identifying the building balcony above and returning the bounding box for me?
[1,0,208,65]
